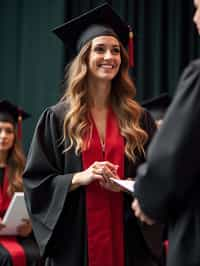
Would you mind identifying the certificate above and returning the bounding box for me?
[0,192,29,235]
[110,178,135,193]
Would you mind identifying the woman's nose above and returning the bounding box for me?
[0,130,7,138]
[104,50,112,59]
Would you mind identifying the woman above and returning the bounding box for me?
[23,3,163,266]
[0,100,41,266]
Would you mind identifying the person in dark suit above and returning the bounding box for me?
[23,3,164,266]
[131,1,200,266]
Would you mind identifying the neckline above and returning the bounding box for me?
[90,107,112,153]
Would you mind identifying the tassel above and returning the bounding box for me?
[128,26,134,67]
[17,110,22,140]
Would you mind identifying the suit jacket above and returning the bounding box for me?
[134,59,200,266]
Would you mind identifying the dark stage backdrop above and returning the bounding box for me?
[1,0,200,152]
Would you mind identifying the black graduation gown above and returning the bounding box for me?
[23,101,163,266]
[134,58,200,266]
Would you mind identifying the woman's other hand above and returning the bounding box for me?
[17,218,32,237]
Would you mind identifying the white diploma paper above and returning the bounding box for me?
[110,178,135,193]
[0,192,29,235]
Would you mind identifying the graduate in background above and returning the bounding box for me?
[0,100,41,266]
[23,3,163,266]
[132,1,200,266]
[142,93,171,128]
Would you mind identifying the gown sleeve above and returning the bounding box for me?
[134,59,200,222]
[23,106,74,256]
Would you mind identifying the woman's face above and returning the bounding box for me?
[0,121,15,153]
[193,0,200,34]
[88,35,121,81]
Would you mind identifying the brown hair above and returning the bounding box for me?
[61,39,148,162]
[6,127,25,195]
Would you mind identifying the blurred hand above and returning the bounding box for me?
[131,198,155,225]
[17,218,32,237]
[0,217,6,231]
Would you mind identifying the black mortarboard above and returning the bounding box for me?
[52,3,134,66]
[141,93,171,121]
[0,100,30,139]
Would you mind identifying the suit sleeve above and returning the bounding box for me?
[134,60,200,221]
[23,107,74,256]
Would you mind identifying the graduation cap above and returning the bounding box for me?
[52,2,134,67]
[141,93,171,121]
[0,99,30,140]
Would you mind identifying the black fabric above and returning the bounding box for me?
[23,101,163,266]
[52,3,130,53]
[134,59,200,266]
[0,168,4,187]
[0,245,12,266]
[17,235,42,266]
[141,93,171,121]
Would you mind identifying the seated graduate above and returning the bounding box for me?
[23,3,164,266]
[0,100,41,266]
[142,93,171,128]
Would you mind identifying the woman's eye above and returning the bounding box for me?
[6,129,14,134]
[112,47,120,54]
[0,128,14,134]
[94,46,105,53]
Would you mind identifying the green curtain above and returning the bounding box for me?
[1,0,200,151]
[0,0,65,151]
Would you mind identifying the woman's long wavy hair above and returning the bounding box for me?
[61,39,148,162]
[6,125,25,195]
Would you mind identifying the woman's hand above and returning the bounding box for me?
[99,180,122,192]
[17,218,32,237]
[70,161,118,190]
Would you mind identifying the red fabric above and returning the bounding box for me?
[0,237,26,266]
[164,240,169,252]
[17,113,22,140]
[0,168,26,266]
[0,168,11,216]
[82,108,125,266]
